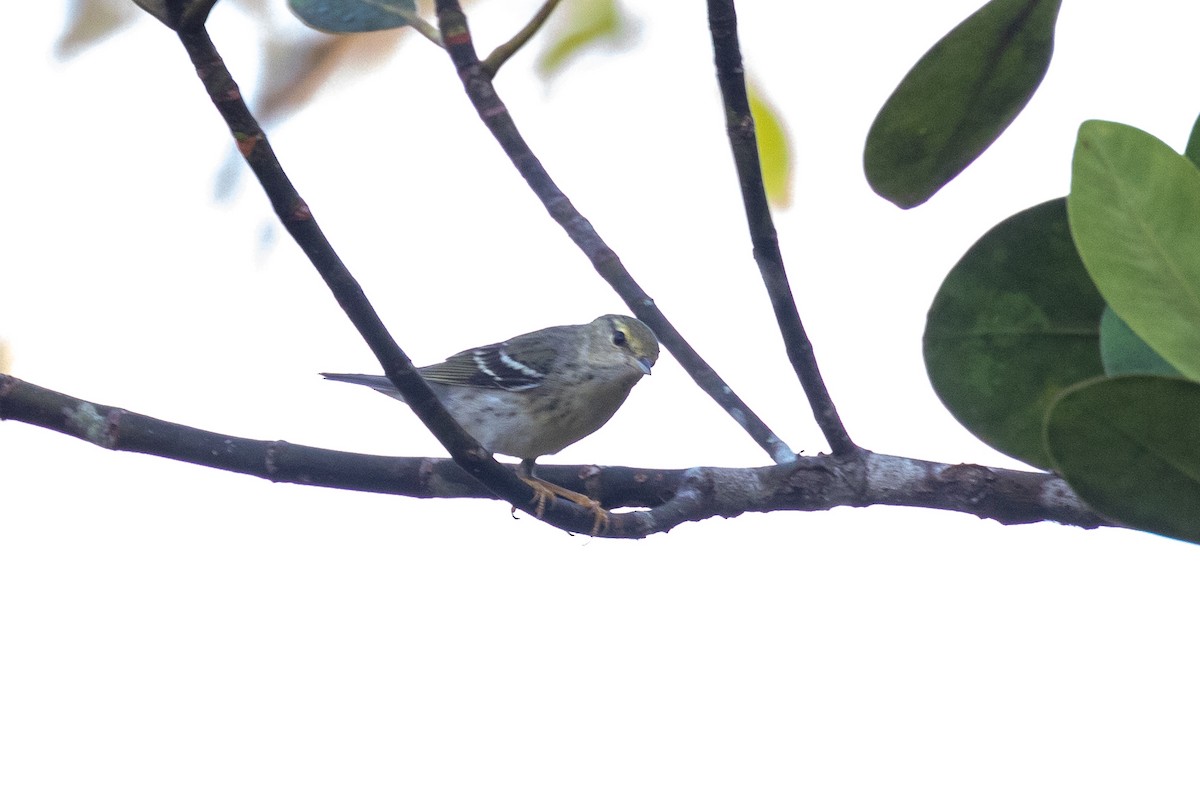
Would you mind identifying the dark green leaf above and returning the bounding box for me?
[289,0,417,34]
[1068,120,1200,381]
[1045,375,1200,544]
[864,0,1062,209]
[924,198,1104,468]
[1099,307,1182,378]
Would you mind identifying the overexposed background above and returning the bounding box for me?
[4,2,1200,797]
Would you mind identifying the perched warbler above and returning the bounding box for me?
[322,314,660,521]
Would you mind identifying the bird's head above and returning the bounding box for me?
[588,314,660,380]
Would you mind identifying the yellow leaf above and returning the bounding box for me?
[536,0,635,79]
[748,81,793,209]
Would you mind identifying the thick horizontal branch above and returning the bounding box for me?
[0,375,1119,537]
[433,0,796,466]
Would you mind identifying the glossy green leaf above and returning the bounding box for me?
[748,82,792,209]
[864,0,1061,209]
[289,0,417,34]
[1099,307,1182,378]
[536,0,631,78]
[924,198,1104,468]
[1046,375,1200,543]
[1068,120,1200,381]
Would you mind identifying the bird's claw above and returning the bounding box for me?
[516,477,610,535]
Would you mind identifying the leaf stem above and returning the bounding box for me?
[482,0,562,77]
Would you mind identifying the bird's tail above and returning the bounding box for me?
[320,372,405,400]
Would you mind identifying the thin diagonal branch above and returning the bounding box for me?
[173,24,613,535]
[706,0,856,456]
[434,0,796,466]
[0,375,1119,536]
[482,0,562,77]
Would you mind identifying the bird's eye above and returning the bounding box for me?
[612,329,628,347]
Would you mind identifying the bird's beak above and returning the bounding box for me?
[638,357,654,375]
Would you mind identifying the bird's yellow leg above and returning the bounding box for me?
[515,460,609,534]
[522,477,610,535]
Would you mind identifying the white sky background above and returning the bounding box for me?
[4,1,1200,797]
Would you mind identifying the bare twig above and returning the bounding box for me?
[173,23,611,535]
[706,0,856,456]
[434,0,796,465]
[482,0,562,77]
[0,375,1117,536]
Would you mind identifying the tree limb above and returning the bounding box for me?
[0,375,1117,537]
[706,0,855,456]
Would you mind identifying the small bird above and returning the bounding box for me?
[322,314,660,525]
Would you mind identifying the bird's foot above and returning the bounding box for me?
[517,476,609,535]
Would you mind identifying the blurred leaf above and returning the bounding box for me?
[1045,375,1200,544]
[258,35,346,125]
[289,0,418,33]
[536,0,635,79]
[55,0,140,59]
[1068,120,1200,381]
[864,0,1062,208]
[1099,307,1182,378]
[214,24,407,200]
[257,30,405,123]
[748,82,792,209]
[924,198,1104,468]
